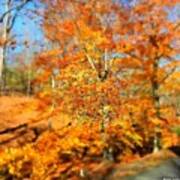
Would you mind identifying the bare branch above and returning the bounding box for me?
[7,6,23,33]
[0,0,31,23]
[160,67,176,84]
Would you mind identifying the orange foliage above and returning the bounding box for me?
[34,0,179,155]
[0,0,179,179]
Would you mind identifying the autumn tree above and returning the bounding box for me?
[35,0,179,154]
[0,1,179,178]
[113,0,180,151]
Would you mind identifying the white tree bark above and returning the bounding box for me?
[0,45,4,81]
[0,0,9,83]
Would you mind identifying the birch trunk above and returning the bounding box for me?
[0,47,4,81]
[0,0,9,90]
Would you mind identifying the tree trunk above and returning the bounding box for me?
[0,0,10,93]
[26,64,32,96]
[0,47,4,83]
[51,74,56,109]
[151,60,161,153]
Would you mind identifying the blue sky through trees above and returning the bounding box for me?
[0,0,179,66]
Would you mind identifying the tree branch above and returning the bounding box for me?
[0,0,31,23]
[160,67,176,84]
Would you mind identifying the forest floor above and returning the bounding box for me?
[0,96,39,148]
[0,95,75,147]
[0,96,39,130]
[0,96,69,149]
[0,96,179,179]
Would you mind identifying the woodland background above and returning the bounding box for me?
[0,0,179,179]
